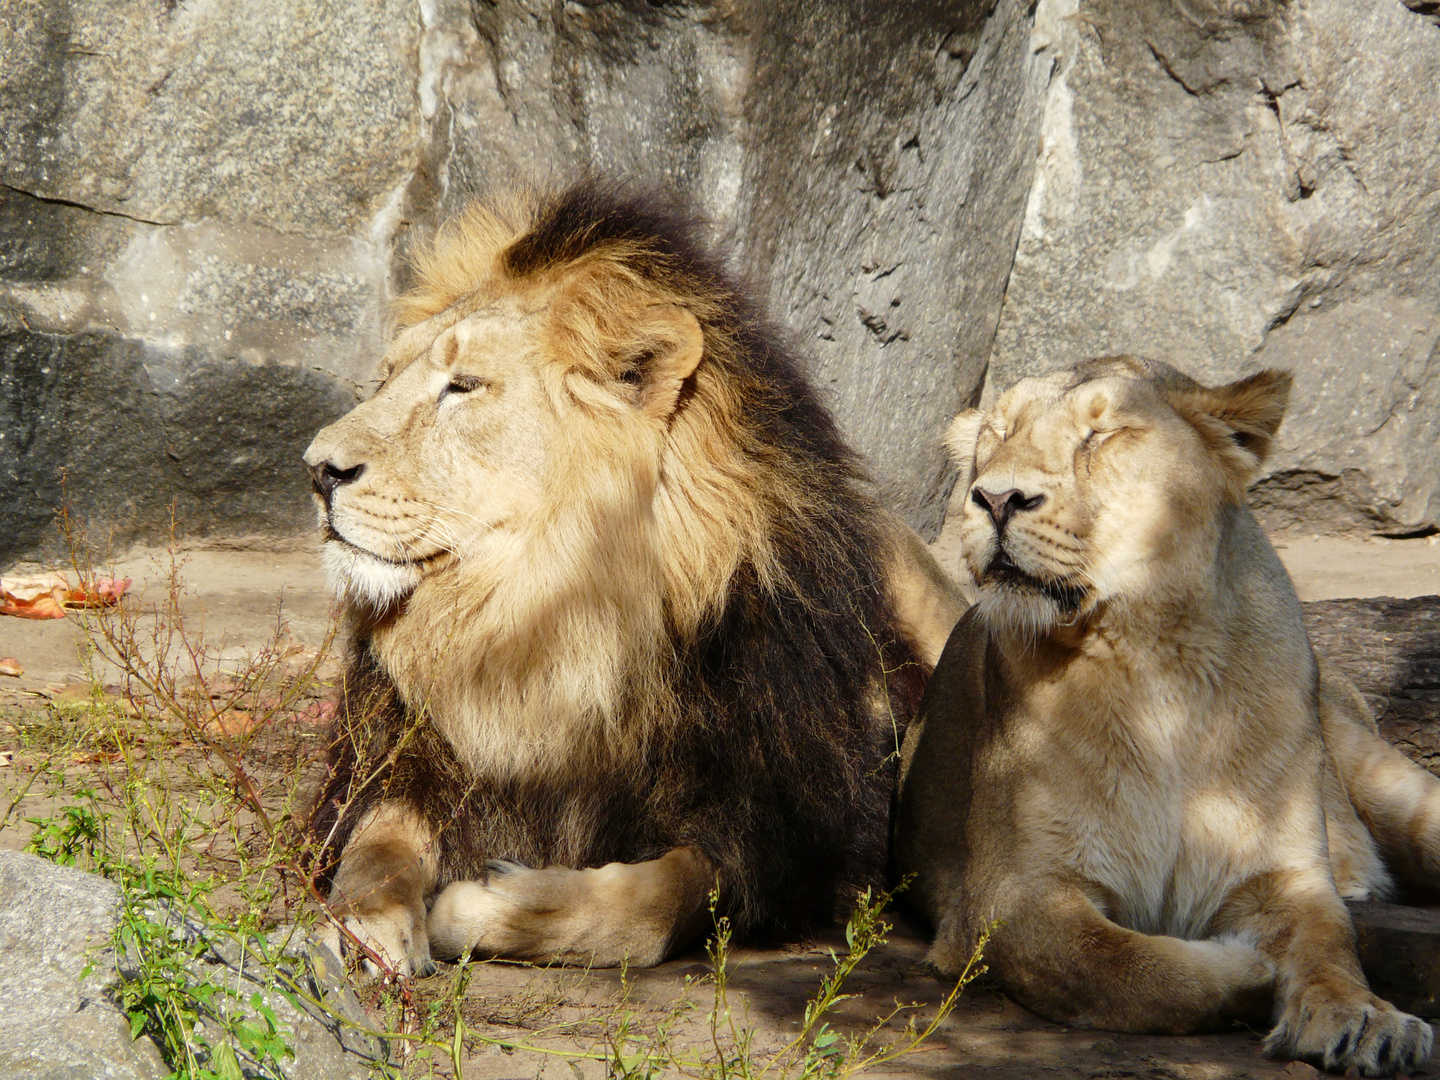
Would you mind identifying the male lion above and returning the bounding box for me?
[303,182,962,976]
[895,357,1440,1077]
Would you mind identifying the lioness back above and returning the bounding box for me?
[897,357,1438,1077]
[303,181,962,974]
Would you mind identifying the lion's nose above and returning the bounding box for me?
[971,486,1045,534]
[309,461,366,507]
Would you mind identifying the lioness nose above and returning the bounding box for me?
[971,486,1045,533]
[309,461,365,506]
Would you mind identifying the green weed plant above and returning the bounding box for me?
[1,515,984,1078]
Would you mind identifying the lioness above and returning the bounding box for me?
[304,182,963,976]
[895,357,1440,1077]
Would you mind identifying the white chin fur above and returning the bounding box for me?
[973,585,1065,641]
[320,540,422,612]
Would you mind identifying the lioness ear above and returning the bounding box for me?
[629,304,704,420]
[944,409,985,483]
[1170,369,1292,485]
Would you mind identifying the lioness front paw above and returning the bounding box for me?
[318,905,437,980]
[1265,983,1433,1077]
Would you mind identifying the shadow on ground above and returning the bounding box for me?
[444,916,1345,1080]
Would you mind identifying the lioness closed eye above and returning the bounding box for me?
[895,357,1440,1077]
[302,182,963,977]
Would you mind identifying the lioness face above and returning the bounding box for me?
[304,296,558,611]
[946,358,1290,638]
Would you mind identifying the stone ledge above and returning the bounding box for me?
[1303,595,1440,767]
[1350,900,1440,1017]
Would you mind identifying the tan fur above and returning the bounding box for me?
[319,803,438,977]
[310,210,948,779]
[312,246,765,781]
[428,847,716,967]
[304,190,958,973]
[896,358,1438,1077]
[884,518,967,669]
[1318,656,1440,889]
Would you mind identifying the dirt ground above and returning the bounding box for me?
[3,529,1439,691]
[3,529,1440,1078]
[439,922,1339,1080]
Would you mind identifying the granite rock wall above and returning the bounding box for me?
[0,0,417,560]
[990,0,1440,536]
[2,0,1436,561]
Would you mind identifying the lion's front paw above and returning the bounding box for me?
[427,862,547,962]
[1265,981,1433,1077]
[318,904,437,980]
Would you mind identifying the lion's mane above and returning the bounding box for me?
[308,182,928,936]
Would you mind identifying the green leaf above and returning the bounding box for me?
[212,1043,244,1080]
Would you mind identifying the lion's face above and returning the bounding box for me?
[945,358,1291,638]
[303,279,705,615]
[303,296,557,610]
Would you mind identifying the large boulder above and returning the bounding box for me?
[0,0,1054,551]
[0,851,385,1080]
[988,0,1440,536]
[1304,595,1440,770]
[0,851,168,1080]
[0,0,417,562]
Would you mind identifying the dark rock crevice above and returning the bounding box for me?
[0,181,176,230]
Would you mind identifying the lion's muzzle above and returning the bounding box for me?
[308,459,366,512]
[971,486,1045,535]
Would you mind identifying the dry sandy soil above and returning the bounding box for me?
[2,529,1439,1079]
[3,530,1438,691]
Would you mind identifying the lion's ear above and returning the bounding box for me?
[944,409,985,482]
[1170,369,1292,485]
[631,304,704,420]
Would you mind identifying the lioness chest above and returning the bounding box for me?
[1009,666,1316,940]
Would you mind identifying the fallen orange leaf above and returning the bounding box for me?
[0,595,66,619]
[0,572,68,602]
[0,658,22,677]
[203,709,257,738]
[0,572,131,619]
[66,576,131,608]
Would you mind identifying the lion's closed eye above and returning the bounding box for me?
[442,374,491,400]
[1080,426,1132,451]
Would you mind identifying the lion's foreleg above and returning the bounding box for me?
[427,845,716,967]
[970,884,1275,1034]
[1219,868,1432,1076]
[320,801,439,977]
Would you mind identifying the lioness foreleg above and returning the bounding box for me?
[965,884,1274,1034]
[427,846,716,967]
[883,516,967,668]
[319,802,438,977]
[1220,869,1432,1077]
